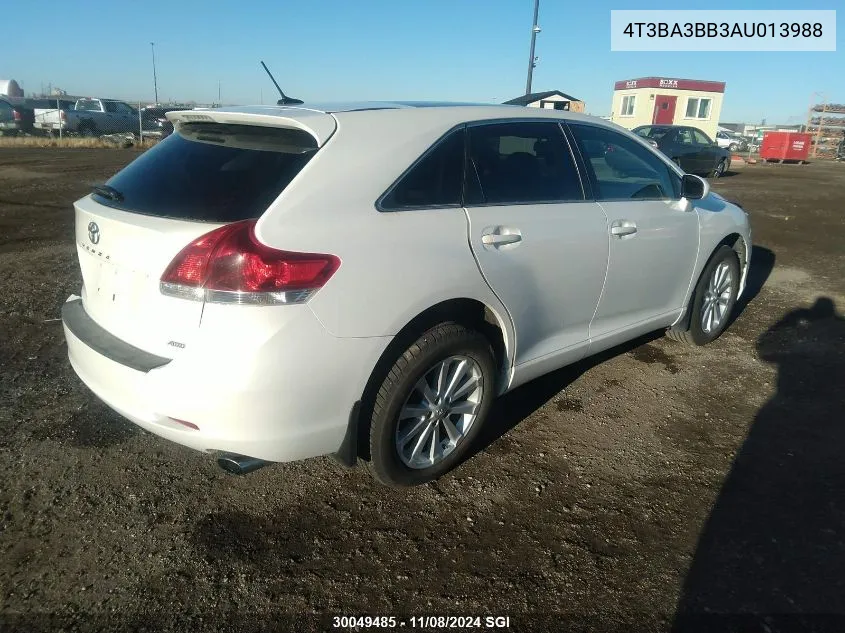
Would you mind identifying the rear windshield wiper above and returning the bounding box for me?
[92,184,124,202]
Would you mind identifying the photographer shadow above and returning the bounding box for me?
[673,297,845,632]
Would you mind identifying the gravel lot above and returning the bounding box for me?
[0,149,843,632]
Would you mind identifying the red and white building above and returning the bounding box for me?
[610,77,726,139]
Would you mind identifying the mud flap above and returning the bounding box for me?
[331,401,360,468]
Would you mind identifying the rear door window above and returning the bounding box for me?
[93,123,319,221]
[467,121,584,204]
[677,128,696,146]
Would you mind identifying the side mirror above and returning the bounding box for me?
[681,174,710,200]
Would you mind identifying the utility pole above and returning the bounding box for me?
[525,0,541,95]
[150,42,159,104]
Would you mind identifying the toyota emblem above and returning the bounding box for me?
[88,221,100,244]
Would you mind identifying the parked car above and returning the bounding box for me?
[61,103,751,487]
[632,125,732,177]
[0,97,34,136]
[715,130,748,152]
[140,106,183,139]
[37,98,139,137]
[32,98,77,135]
[743,136,760,153]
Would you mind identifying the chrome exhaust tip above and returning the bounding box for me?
[217,453,272,475]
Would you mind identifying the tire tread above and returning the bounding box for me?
[366,322,492,487]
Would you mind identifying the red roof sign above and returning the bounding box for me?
[614,77,725,93]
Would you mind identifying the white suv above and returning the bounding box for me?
[62,102,751,487]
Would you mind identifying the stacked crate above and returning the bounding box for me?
[807,103,845,158]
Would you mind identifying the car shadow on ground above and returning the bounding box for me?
[465,330,662,462]
[672,297,845,633]
[729,245,775,326]
[467,245,776,461]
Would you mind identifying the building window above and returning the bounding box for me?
[620,95,636,116]
[685,97,712,120]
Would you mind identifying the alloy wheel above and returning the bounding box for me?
[701,261,733,334]
[395,355,483,470]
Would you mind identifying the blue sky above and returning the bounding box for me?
[5,0,841,124]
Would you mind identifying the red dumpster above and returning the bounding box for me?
[760,131,811,162]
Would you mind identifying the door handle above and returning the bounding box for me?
[610,221,638,237]
[481,233,522,246]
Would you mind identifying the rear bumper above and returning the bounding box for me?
[62,296,391,463]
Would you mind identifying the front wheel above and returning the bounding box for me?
[365,323,496,487]
[667,245,740,346]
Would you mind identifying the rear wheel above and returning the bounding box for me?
[711,159,727,178]
[365,323,496,487]
[667,245,740,346]
[79,123,98,138]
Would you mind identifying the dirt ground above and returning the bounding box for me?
[0,149,843,633]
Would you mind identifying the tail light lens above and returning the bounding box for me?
[160,220,340,305]
[12,110,21,121]
[60,110,67,122]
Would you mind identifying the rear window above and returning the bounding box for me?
[636,126,672,141]
[94,123,318,221]
[76,100,102,112]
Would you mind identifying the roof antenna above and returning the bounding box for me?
[260,61,303,106]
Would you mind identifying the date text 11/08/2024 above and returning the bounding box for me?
[332,615,512,629]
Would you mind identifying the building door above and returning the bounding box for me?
[653,95,677,124]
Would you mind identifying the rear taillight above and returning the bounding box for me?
[160,220,340,305]
[60,110,67,122]
[12,110,21,121]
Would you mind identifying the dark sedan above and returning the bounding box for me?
[632,125,731,178]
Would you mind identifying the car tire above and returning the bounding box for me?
[667,245,740,346]
[711,159,727,178]
[729,143,738,151]
[80,123,98,138]
[365,322,496,487]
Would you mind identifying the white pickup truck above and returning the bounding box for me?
[35,98,138,136]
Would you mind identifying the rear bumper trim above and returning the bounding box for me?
[61,298,171,373]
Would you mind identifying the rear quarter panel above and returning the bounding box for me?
[253,109,516,366]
